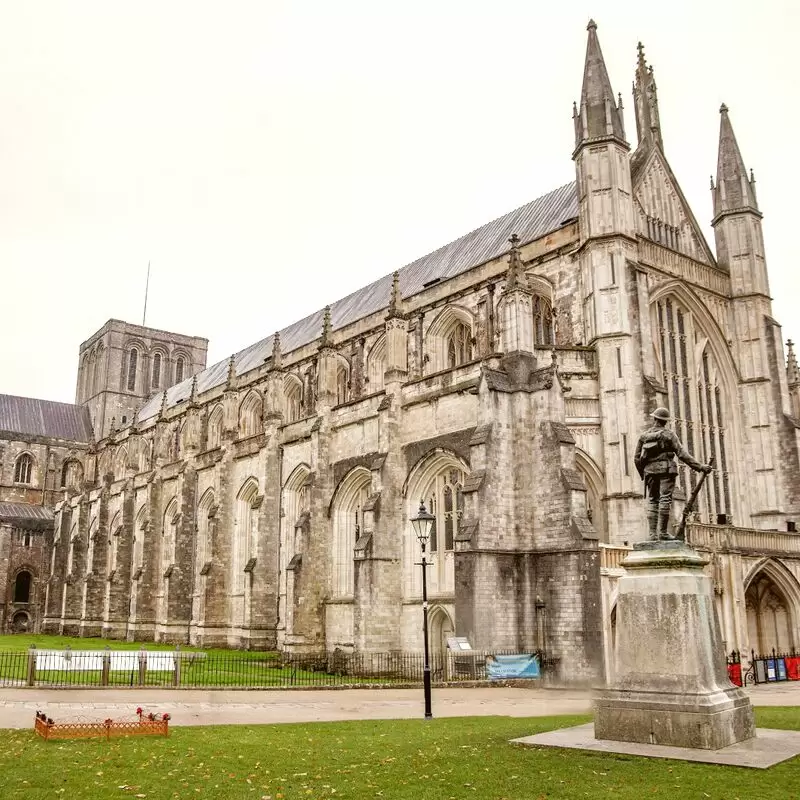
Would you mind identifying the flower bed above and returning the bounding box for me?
[34,708,170,740]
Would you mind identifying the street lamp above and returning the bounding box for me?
[411,499,435,719]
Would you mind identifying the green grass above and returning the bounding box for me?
[0,709,798,799]
[0,635,396,689]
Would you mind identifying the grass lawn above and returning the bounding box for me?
[0,709,798,799]
[0,635,391,689]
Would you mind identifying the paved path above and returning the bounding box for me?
[0,683,797,730]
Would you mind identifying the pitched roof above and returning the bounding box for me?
[137,181,578,422]
[0,502,54,523]
[0,394,93,442]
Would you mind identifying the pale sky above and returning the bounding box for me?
[1,1,797,403]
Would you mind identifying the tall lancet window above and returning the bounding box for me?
[655,296,731,521]
[533,296,555,346]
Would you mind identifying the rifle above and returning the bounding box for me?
[675,457,715,541]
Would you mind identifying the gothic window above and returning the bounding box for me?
[14,454,33,485]
[405,455,467,599]
[234,479,259,595]
[533,296,555,346]
[13,571,31,604]
[366,336,386,393]
[746,570,796,654]
[207,405,223,449]
[331,469,371,598]
[127,348,139,392]
[60,459,83,490]
[336,365,350,406]
[162,500,177,573]
[175,356,185,384]
[446,322,473,369]
[285,377,303,423]
[239,392,263,438]
[655,296,731,521]
[151,352,162,389]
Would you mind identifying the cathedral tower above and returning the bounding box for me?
[572,21,643,543]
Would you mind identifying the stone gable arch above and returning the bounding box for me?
[425,304,475,372]
[329,467,372,599]
[238,390,264,438]
[743,558,800,654]
[365,334,386,393]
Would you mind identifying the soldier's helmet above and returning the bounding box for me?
[651,407,670,421]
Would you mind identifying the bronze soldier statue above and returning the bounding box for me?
[634,407,713,541]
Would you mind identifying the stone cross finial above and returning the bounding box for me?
[321,305,332,346]
[271,331,282,370]
[788,340,800,385]
[387,271,403,318]
[504,233,529,293]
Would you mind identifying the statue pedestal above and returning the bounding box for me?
[594,541,755,750]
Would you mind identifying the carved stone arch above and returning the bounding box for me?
[365,333,386,392]
[206,404,224,449]
[60,456,84,490]
[427,604,455,664]
[97,448,113,481]
[171,350,191,384]
[426,304,475,373]
[403,449,469,601]
[329,467,372,598]
[112,446,129,479]
[527,274,555,303]
[649,280,740,390]
[333,352,352,405]
[233,477,260,592]
[149,345,168,390]
[743,558,800,653]
[574,448,607,542]
[284,373,304,423]
[238,389,264,438]
[13,451,36,485]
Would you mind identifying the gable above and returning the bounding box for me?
[633,147,716,266]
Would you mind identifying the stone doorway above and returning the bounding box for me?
[745,568,798,654]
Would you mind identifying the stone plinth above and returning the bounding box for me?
[594,541,755,750]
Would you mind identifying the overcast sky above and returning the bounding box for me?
[1,1,797,403]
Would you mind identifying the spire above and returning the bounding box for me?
[788,340,800,386]
[504,234,530,293]
[189,374,198,406]
[159,391,168,420]
[387,271,404,318]
[632,41,663,150]
[225,355,236,389]
[574,19,626,150]
[270,331,282,370]
[713,104,760,220]
[320,305,332,348]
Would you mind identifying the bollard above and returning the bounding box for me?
[26,644,36,687]
[138,646,147,687]
[101,645,111,686]
[173,645,181,688]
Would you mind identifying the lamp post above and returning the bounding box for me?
[411,499,435,719]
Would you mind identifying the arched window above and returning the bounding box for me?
[60,459,83,490]
[151,352,162,389]
[405,454,467,599]
[331,469,371,598]
[207,405,223,449]
[233,480,260,618]
[132,506,146,577]
[285,376,303,423]
[533,295,555,346]
[175,356,185,384]
[655,296,731,521]
[127,348,139,391]
[239,392,263,438]
[14,454,33,485]
[446,322,473,369]
[94,344,105,395]
[366,336,386,393]
[336,365,350,406]
[13,571,32,604]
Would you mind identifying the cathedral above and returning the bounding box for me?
[4,21,800,684]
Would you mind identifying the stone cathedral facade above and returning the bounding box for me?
[37,22,800,683]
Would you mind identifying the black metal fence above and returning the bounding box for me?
[0,646,553,689]
[726,649,800,686]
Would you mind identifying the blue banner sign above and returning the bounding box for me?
[486,654,541,680]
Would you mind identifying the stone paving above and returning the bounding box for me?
[0,682,797,731]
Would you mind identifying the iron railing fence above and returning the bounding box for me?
[726,649,800,686]
[0,646,554,689]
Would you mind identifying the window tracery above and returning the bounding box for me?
[14,454,34,485]
[446,322,473,369]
